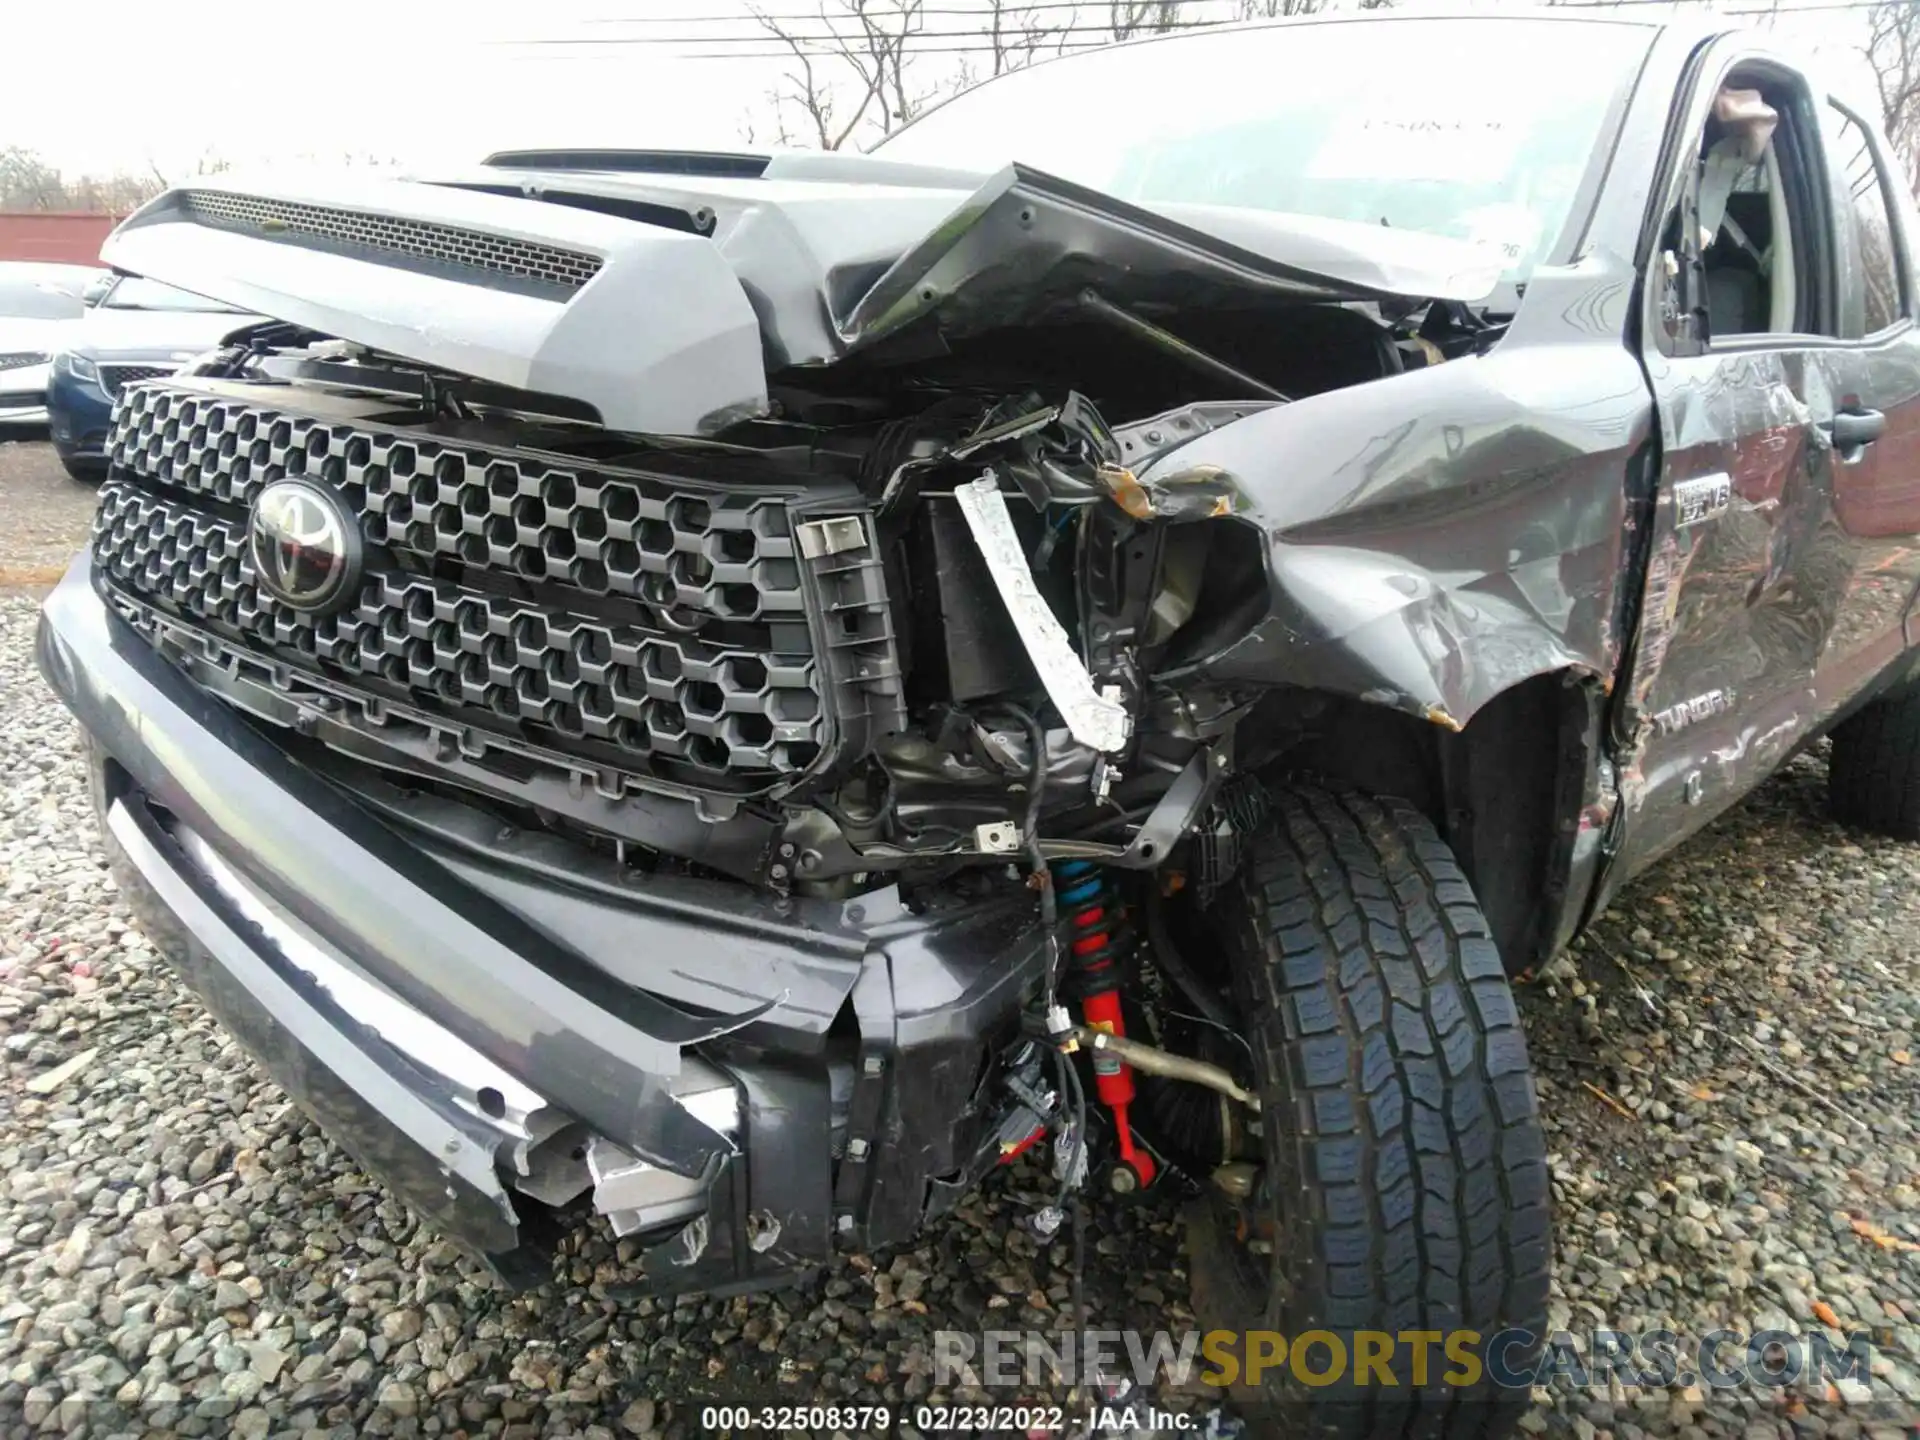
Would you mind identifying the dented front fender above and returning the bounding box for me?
[1138,255,1655,728]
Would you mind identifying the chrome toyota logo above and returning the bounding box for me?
[248,479,363,614]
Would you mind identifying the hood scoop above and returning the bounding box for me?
[103,173,767,436]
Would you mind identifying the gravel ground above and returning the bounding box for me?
[0,440,1916,1438]
[0,437,97,589]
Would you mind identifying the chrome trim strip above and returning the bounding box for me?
[171,819,739,1229]
[175,823,551,1139]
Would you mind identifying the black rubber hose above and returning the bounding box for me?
[1056,1049,1089,1375]
[997,703,1049,847]
[998,704,1062,1012]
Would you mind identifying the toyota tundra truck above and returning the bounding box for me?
[36,11,1920,1435]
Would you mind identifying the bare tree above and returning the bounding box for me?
[941,1,1060,101]
[0,148,166,214]
[1233,0,1324,17]
[747,0,1209,149]
[1865,0,1920,190]
[750,0,934,151]
[1234,0,1391,14]
[1107,1,1185,38]
[983,0,1055,75]
[143,149,234,190]
[0,149,70,211]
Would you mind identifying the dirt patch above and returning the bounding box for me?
[0,436,96,592]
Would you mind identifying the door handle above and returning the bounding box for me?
[1826,408,1887,451]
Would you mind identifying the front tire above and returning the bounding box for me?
[60,455,106,486]
[1189,787,1550,1439]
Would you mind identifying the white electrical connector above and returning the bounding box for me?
[1045,1003,1076,1049]
[973,821,1022,854]
[1091,756,1119,805]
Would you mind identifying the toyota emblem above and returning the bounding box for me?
[248,478,364,614]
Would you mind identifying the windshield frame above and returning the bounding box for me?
[874,13,1660,293]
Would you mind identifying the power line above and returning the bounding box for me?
[1721,1,1902,10]
[509,19,1222,44]
[526,39,1178,58]
[554,0,1899,18]
[576,2,1234,19]
[502,29,1222,56]
[494,0,1903,57]
[1553,0,1892,8]
[505,0,1901,48]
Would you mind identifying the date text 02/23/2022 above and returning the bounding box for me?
[695,1404,1195,1432]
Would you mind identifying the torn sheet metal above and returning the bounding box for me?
[586,1060,740,1236]
[878,392,1120,524]
[1110,400,1285,470]
[1101,462,1248,521]
[954,473,1132,753]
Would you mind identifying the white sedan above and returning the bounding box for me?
[0,262,103,425]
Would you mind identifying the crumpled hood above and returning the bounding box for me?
[102,150,1502,436]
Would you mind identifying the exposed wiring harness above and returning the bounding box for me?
[995,703,1064,1018]
[993,701,1103,1407]
[989,702,1097,1384]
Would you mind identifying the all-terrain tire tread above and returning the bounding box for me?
[1221,787,1550,1440]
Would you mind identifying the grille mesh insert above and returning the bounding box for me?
[179,189,604,294]
[109,385,805,631]
[100,364,175,398]
[93,384,843,790]
[93,483,822,783]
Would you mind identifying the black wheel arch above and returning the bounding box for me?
[1234,670,1610,975]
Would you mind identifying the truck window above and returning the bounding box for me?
[1685,74,1824,342]
[1656,69,1834,347]
[1824,101,1909,338]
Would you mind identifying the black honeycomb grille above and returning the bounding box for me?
[109,385,806,632]
[178,190,604,294]
[89,384,857,792]
[100,364,175,399]
[93,485,823,784]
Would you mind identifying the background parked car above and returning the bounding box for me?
[0,261,101,427]
[49,276,260,482]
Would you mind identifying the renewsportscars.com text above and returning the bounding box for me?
[933,1328,1876,1392]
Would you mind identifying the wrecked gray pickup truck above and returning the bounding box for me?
[36,9,1920,1433]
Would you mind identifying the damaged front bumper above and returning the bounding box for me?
[37,555,1049,1291]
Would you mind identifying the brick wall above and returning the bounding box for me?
[0,213,118,265]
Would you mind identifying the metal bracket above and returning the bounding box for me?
[795,515,868,559]
[953,473,1131,754]
[1041,747,1225,869]
[1110,399,1285,469]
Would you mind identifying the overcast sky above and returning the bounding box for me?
[0,0,1882,180]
